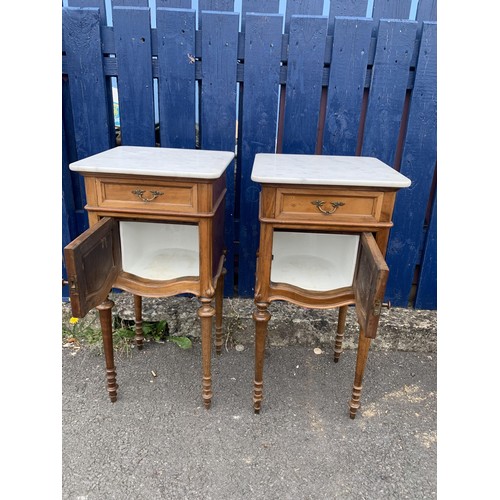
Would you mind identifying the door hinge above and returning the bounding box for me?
[68,276,78,291]
[373,299,391,316]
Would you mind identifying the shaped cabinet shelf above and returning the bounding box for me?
[64,146,234,408]
[250,153,411,418]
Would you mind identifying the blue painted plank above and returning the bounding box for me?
[199,1,234,12]
[62,189,71,301]
[156,8,196,148]
[415,193,436,310]
[328,0,368,34]
[361,19,417,166]
[241,0,280,31]
[68,0,108,25]
[66,1,115,156]
[323,16,372,155]
[416,0,437,21]
[282,15,328,155]
[284,0,324,32]
[416,0,437,36]
[157,0,192,7]
[200,11,239,295]
[63,5,110,288]
[62,74,88,235]
[113,6,156,146]
[112,0,148,6]
[372,0,412,20]
[62,123,77,242]
[238,13,283,296]
[385,21,437,307]
[198,1,234,28]
[63,7,112,160]
[63,119,76,299]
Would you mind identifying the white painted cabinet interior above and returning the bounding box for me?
[120,221,199,280]
[271,231,360,291]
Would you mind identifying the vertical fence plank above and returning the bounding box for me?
[282,15,327,155]
[62,123,77,242]
[63,4,112,288]
[113,6,156,146]
[157,0,192,7]
[284,0,324,32]
[372,0,412,20]
[201,11,239,295]
[198,1,234,29]
[415,194,436,309]
[238,13,283,296]
[156,8,196,148]
[329,0,368,17]
[417,0,437,21]
[361,19,417,166]
[199,1,234,12]
[62,124,72,300]
[65,1,115,149]
[63,6,112,238]
[67,1,115,152]
[112,0,148,6]
[323,16,372,156]
[328,0,368,34]
[416,0,437,36]
[241,0,280,31]
[385,21,437,307]
[63,7,112,160]
[68,0,108,24]
[62,78,85,234]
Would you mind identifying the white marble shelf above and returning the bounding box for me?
[69,146,235,179]
[251,153,411,188]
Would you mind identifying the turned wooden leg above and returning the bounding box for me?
[349,327,372,419]
[134,295,144,350]
[334,305,348,363]
[215,268,226,355]
[96,298,118,403]
[198,296,215,409]
[253,302,271,414]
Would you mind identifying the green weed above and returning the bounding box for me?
[62,304,192,355]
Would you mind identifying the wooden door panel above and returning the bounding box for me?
[354,232,389,339]
[64,217,121,318]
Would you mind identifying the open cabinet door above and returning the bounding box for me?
[353,232,389,339]
[64,217,122,318]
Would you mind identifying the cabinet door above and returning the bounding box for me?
[353,232,389,339]
[64,217,122,318]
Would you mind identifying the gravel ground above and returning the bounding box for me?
[62,337,436,499]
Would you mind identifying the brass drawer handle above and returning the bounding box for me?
[311,200,345,215]
[132,189,164,202]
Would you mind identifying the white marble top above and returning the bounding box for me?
[251,153,411,188]
[69,146,235,179]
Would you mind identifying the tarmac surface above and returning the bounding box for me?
[62,333,437,499]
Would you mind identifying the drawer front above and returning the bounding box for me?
[275,188,384,223]
[95,178,198,213]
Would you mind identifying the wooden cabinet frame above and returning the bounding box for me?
[64,152,231,409]
[252,182,400,419]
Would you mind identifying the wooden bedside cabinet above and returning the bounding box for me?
[250,153,411,418]
[64,146,234,409]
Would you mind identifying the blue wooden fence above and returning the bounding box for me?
[62,0,437,309]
